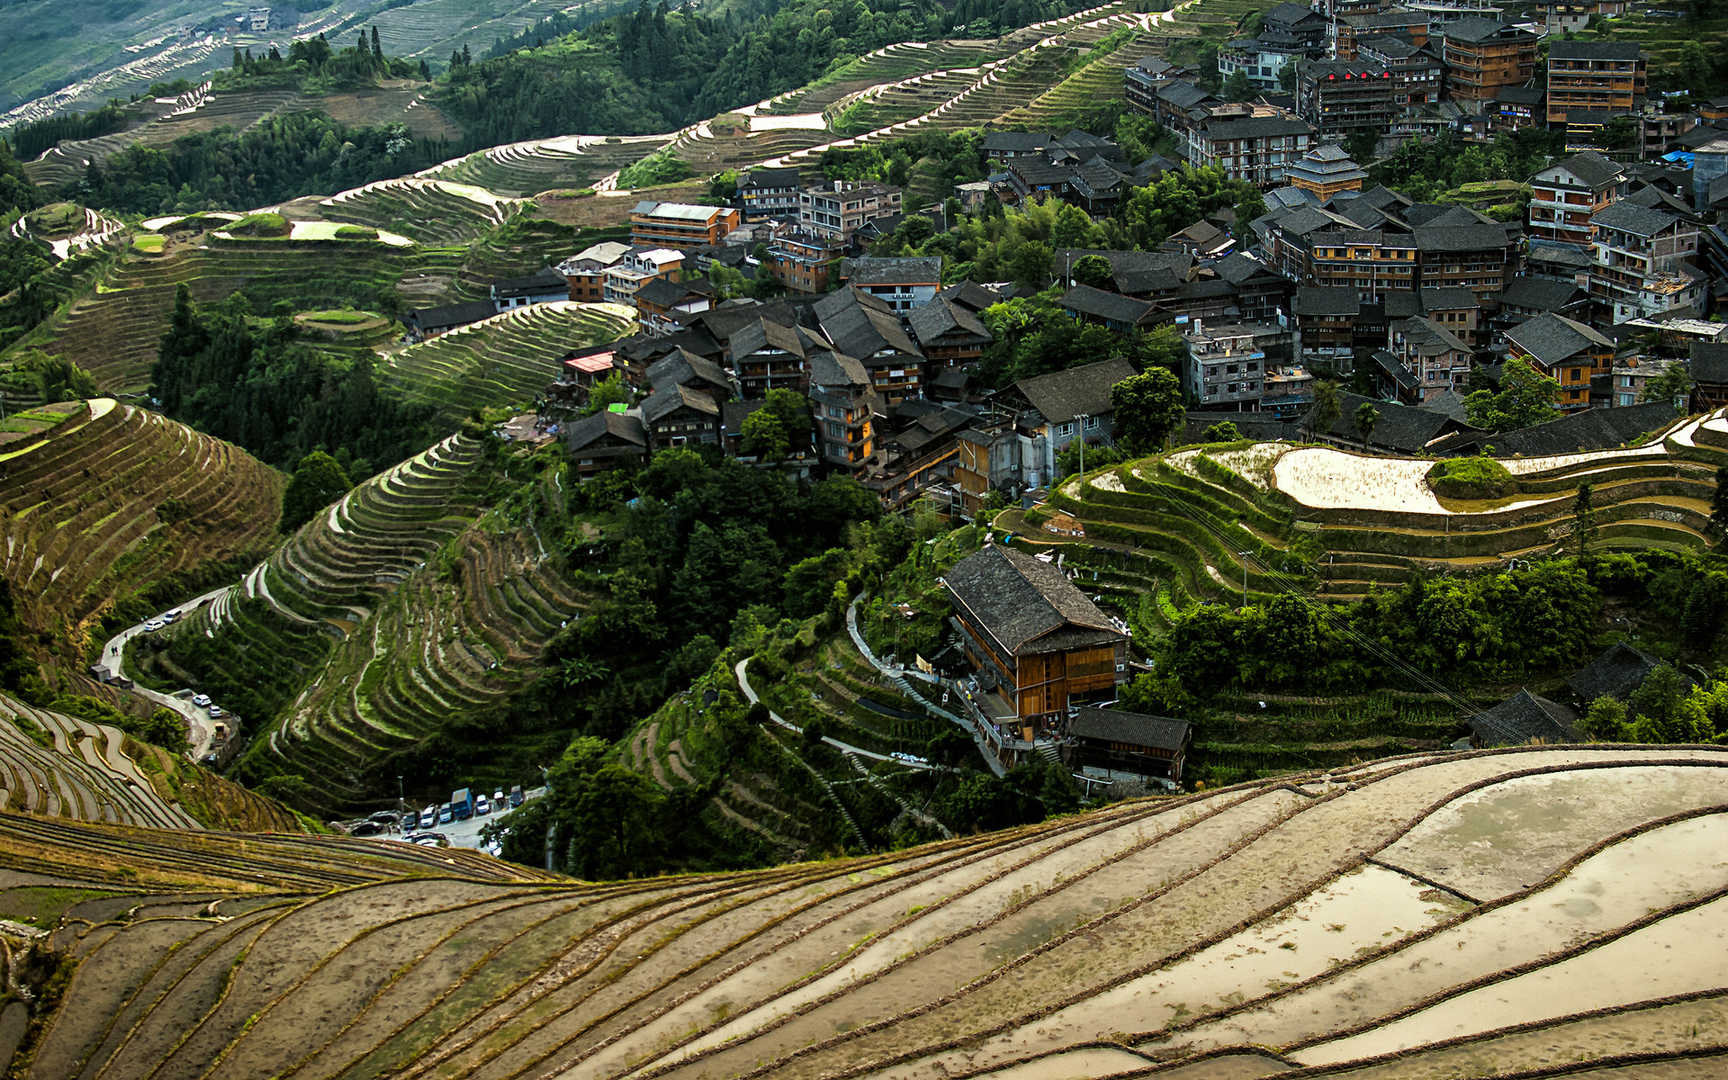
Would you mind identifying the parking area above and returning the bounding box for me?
[345,787,545,853]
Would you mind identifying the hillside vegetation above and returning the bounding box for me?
[5,748,1728,1078]
[0,398,283,694]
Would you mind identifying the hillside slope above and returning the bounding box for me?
[0,399,283,691]
[4,747,1727,1078]
[0,693,302,832]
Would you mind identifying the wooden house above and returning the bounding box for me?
[943,544,1127,734]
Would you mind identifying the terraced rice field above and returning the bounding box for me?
[23,89,309,189]
[0,694,198,829]
[425,133,675,197]
[263,516,589,811]
[27,240,468,393]
[0,399,283,681]
[9,748,1728,1079]
[1021,409,1723,616]
[318,177,523,245]
[377,301,637,422]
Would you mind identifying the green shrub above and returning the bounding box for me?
[227,212,291,237]
[1427,456,1516,499]
[334,225,378,240]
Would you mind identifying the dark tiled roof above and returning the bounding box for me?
[982,131,1051,153]
[1566,642,1667,705]
[642,382,720,425]
[1320,390,1473,452]
[492,266,567,298]
[1591,200,1680,238]
[939,280,1002,312]
[1501,276,1584,313]
[1490,401,1677,457]
[1157,81,1215,110]
[1397,316,1468,355]
[844,255,943,285]
[908,295,991,346]
[943,545,1123,657]
[1264,1,1325,26]
[1372,350,1420,392]
[740,166,802,188]
[1543,150,1623,189]
[1214,251,1280,285]
[1200,115,1314,140]
[646,348,732,396]
[1526,239,1595,269]
[1413,221,1511,252]
[410,300,495,331]
[1443,16,1531,44]
[722,398,765,436]
[728,315,815,360]
[1070,707,1190,751]
[1693,341,1728,385]
[808,347,871,390]
[1420,286,1479,312]
[1293,286,1360,317]
[1548,39,1642,60]
[1495,84,1545,105]
[1469,690,1580,747]
[635,275,707,308]
[1015,356,1138,427]
[815,289,921,359]
[563,409,646,454]
[1059,284,1155,325]
[1505,313,1612,367]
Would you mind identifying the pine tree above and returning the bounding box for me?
[371,25,383,62]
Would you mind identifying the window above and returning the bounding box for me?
[1083,416,1100,431]
[1057,422,1075,437]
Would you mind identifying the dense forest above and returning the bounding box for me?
[438,0,1098,145]
[152,285,435,478]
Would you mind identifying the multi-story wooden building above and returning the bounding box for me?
[1065,707,1190,786]
[1439,18,1537,104]
[737,166,804,221]
[1185,114,1315,186]
[1546,40,1646,144]
[943,544,1128,733]
[807,348,876,473]
[1296,61,1396,145]
[1334,9,1429,60]
[1527,151,1627,248]
[629,200,741,249]
[1504,312,1614,411]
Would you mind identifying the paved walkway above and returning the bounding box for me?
[732,657,935,769]
[98,585,231,759]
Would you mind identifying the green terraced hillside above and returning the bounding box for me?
[7,748,1728,1078]
[0,399,283,692]
[1008,409,1723,629]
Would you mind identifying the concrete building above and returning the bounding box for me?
[629,201,741,249]
[1527,151,1627,248]
[1183,319,1305,415]
[799,181,903,243]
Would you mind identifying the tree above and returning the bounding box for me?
[1353,401,1380,448]
[1579,696,1629,741]
[1222,68,1255,103]
[762,387,812,450]
[1110,368,1184,453]
[1201,420,1240,443]
[1571,482,1596,555]
[281,451,352,532]
[1628,664,1709,743]
[1641,362,1693,410]
[1711,466,1728,540]
[1463,357,1562,432]
[1308,380,1341,439]
[564,762,665,879]
[1069,254,1115,290]
[582,372,631,415]
[741,408,790,460]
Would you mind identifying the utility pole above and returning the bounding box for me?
[1239,550,1251,609]
[1076,413,1088,478]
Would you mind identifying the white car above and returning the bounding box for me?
[191,694,211,708]
[208,705,226,719]
[142,620,164,633]
[492,788,505,808]
[419,806,438,829]
[475,794,492,816]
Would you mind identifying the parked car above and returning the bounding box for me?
[475,794,491,816]
[191,693,211,708]
[350,821,383,837]
[414,837,440,847]
[142,620,164,633]
[368,810,399,826]
[437,804,454,825]
[208,705,226,719]
[492,789,505,808]
[401,813,418,832]
[419,805,438,829]
[508,785,525,808]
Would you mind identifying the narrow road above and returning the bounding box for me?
[98,585,232,759]
[732,658,936,769]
